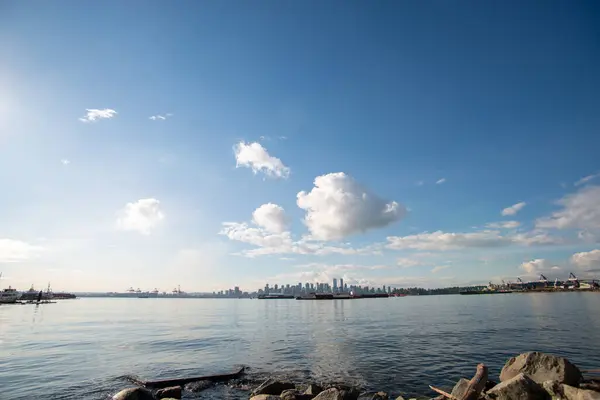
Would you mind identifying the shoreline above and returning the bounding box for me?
[113,351,600,400]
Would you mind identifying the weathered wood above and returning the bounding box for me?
[430,364,488,400]
[429,385,459,400]
[126,367,245,389]
[461,363,488,400]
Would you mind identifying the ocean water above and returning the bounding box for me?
[1,293,600,399]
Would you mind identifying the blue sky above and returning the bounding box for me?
[1,1,600,292]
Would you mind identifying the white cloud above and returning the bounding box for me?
[79,108,117,122]
[387,229,561,251]
[219,221,380,257]
[536,186,600,232]
[501,202,526,216]
[149,113,172,121]
[252,203,289,234]
[387,230,510,251]
[486,221,520,229]
[511,231,564,246]
[60,159,70,165]
[431,265,450,273]
[234,141,290,178]
[574,173,600,186]
[436,178,446,185]
[116,198,164,235]
[0,239,43,263]
[297,172,405,240]
[570,249,600,270]
[396,257,425,268]
[520,259,554,276]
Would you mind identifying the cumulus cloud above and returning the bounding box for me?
[234,141,290,178]
[486,221,520,229]
[501,202,526,216]
[79,108,117,122]
[297,172,405,241]
[520,259,554,276]
[570,249,600,270]
[117,198,165,235]
[252,203,289,234]
[431,265,450,273]
[536,186,600,232]
[0,239,43,262]
[220,221,379,257]
[574,173,600,186]
[220,202,382,257]
[436,178,446,185]
[149,113,173,121]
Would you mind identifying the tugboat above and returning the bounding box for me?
[0,273,19,304]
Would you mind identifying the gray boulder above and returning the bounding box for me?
[253,379,296,396]
[580,380,600,393]
[371,392,388,399]
[561,385,600,400]
[500,352,582,386]
[542,380,563,399]
[250,396,282,400]
[305,384,324,396]
[313,388,360,400]
[155,386,181,399]
[281,389,316,400]
[451,378,471,398]
[184,380,213,392]
[487,373,548,400]
[112,387,154,400]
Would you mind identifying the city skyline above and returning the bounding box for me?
[2,2,600,292]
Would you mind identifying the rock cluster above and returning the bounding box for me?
[112,352,600,400]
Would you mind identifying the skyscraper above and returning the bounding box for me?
[340,278,344,292]
[333,278,338,291]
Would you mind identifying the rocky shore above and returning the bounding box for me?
[113,352,600,400]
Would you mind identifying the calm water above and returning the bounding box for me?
[1,293,600,399]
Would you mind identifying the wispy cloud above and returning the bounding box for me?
[575,173,600,186]
[416,180,424,186]
[501,202,526,216]
[60,159,71,165]
[79,108,117,122]
[436,178,446,185]
[431,265,451,273]
[486,221,520,229]
[149,113,173,121]
[0,239,44,263]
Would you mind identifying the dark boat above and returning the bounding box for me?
[354,293,389,298]
[257,294,295,299]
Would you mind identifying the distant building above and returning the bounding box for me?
[339,278,344,292]
[333,278,338,291]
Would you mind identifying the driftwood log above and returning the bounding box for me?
[126,367,245,389]
[430,363,488,400]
